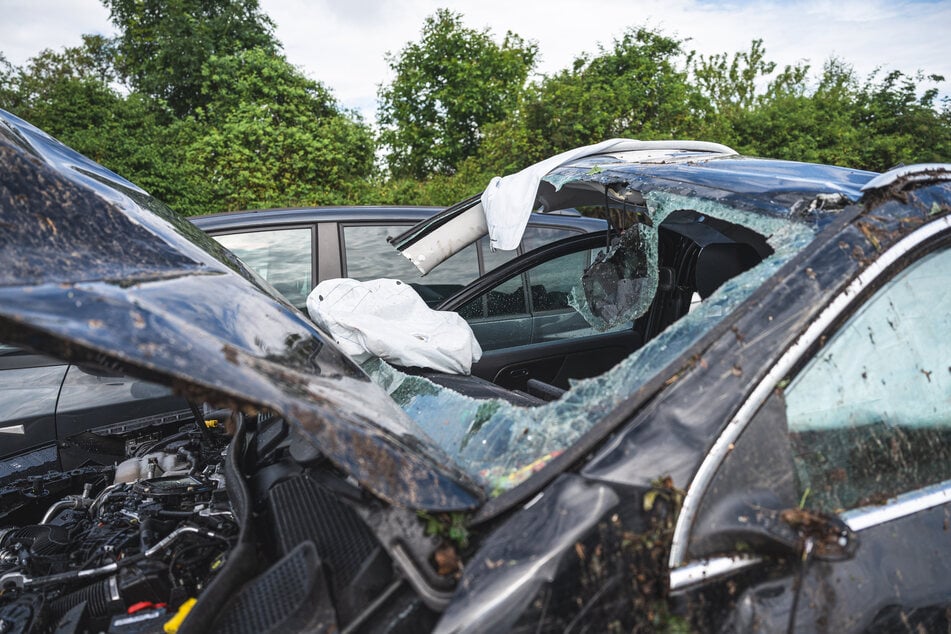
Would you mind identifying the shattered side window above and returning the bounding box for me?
[569,222,654,331]
[366,192,816,496]
[458,246,627,351]
[785,247,951,513]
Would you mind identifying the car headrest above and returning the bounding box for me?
[695,242,762,299]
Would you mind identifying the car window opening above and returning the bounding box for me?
[365,186,815,497]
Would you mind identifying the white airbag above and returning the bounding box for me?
[481,138,646,250]
[306,278,482,375]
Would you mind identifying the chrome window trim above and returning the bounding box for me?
[669,556,762,592]
[668,215,951,568]
[843,479,951,532]
[669,480,951,592]
[861,163,951,191]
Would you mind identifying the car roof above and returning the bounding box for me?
[191,205,608,233]
[392,147,879,276]
[191,205,440,230]
[546,152,877,216]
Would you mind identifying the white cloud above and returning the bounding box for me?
[2,0,948,124]
[1,0,115,65]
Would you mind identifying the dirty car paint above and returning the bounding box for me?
[0,110,483,512]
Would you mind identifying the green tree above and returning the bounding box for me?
[183,48,375,213]
[851,69,951,170]
[103,0,279,117]
[377,9,538,178]
[688,39,813,147]
[2,36,124,139]
[0,37,208,214]
[688,39,951,171]
[691,39,780,113]
[489,28,704,164]
[0,53,13,96]
[727,58,863,165]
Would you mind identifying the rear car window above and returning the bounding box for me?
[214,228,313,308]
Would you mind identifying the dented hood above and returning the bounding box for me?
[0,109,484,512]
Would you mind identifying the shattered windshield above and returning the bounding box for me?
[366,189,816,495]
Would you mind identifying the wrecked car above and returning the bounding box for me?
[1,107,951,633]
[1,205,604,488]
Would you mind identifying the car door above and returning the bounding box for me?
[439,232,642,392]
[339,222,585,308]
[203,209,594,311]
[675,224,951,632]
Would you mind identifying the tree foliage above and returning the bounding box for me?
[0,36,178,189]
[686,43,951,171]
[103,0,279,117]
[185,48,375,212]
[0,3,375,216]
[691,39,782,113]
[507,28,704,162]
[1,8,949,214]
[377,9,538,179]
[850,68,951,170]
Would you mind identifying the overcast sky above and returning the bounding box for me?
[2,0,950,123]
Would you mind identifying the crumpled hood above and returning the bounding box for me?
[0,109,484,512]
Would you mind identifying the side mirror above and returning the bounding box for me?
[692,490,858,562]
[775,506,857,561]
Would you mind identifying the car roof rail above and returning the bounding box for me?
[861,163,951,191]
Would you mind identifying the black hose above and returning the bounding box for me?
[189,402,216,446]
[178,415,261,634]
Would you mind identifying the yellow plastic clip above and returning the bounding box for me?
[163,597,197,634]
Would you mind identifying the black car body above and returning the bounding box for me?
[0,207,601,488]
[0,345,194,486]
[1,107,951,634]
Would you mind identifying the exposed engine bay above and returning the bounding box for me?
[0,413,448,634]
[0,416,235,633]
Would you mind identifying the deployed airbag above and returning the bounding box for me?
[482,138,644,250]
[307,278,483,375]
